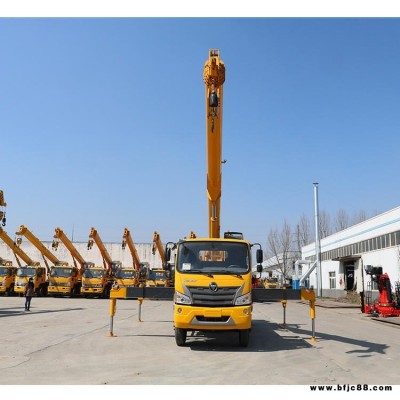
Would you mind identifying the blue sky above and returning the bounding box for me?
[1,16,400,247]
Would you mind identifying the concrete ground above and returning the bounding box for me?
[0,295,399,397]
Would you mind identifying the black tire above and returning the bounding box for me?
[238,329,250,347]
[6,285,14,296]
[71,285,80,298]
[39,285,48,297]
[175,328,187,346]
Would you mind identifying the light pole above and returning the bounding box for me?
[313,183,322,297]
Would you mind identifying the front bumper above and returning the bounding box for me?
[174,304,252,331]
[48,286,71,295]
[81,287,104,294]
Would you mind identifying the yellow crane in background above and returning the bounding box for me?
[149,231,172,287]
[52,227,96,296]
[119,227,148,287]
[15,225,80,297]
[0,190,6,227]
[0,227,46,296]
[85,227,118,298]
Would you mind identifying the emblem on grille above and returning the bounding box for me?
[209,282,218,292]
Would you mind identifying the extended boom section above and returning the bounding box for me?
[204,49,225,239]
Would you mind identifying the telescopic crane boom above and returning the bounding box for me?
[150,231,172,287]
[88,227,114,270]
[85,227,118,298]
[122,228,141,271]
[152,231,167,265]
[53,227,93,271]
[204,49,225,238]
[119,227,148,287]
[0,227,38,267]
[0,190,6,226]
[16,225,63,271]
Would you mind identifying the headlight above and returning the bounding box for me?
[235,292,252,306]
[64,282,71,287]
[1,280,6,286]
[175,290,192,305]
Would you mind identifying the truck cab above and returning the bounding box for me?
[0,260,17,296]
[169,237,263,347]
[264,277,279,289]
[47,262,81,297]
[146,268,170,287]
[81,265,113,298]
[14,264,48,296]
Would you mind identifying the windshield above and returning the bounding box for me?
[147,270,167,281]
[50,267,73,278]
[17,267,36,277]
[114,269,137,279]
[0,267,8,276]
[83,269,105,279]
[177,241,250,274]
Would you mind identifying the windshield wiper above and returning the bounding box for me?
[182,269,214,277]
[204,270,244,278]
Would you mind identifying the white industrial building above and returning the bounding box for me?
[301,206,400,298]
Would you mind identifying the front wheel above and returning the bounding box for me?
[175,328,187,346]
[6,285,14,296]
[38,285,48,297]
[238,329,250,347]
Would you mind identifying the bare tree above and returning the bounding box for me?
[266,221,298,282]
[334,208,350,232]
[351,209,368,225]
[319,210,332,238]
[296,213,312,250]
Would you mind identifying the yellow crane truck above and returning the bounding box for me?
[15,225,79,297]
[118,227,148,288]
[0,258,17,296]
[150,231,172,287]
[0,192,16,296]
[164,50,263,347]
[52,227,96,296]
[85,227,118,298]
[109,50,315,345]
[0,227,47,296]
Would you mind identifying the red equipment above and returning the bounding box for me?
[363,265,400,317]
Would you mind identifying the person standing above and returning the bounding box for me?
[24,278,34,311]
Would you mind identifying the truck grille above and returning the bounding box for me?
[188,286,239,306]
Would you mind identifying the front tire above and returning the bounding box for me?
[238,329,250,347]
[6,285,14,296]
[175,328,187,346]
[38,285,48,297]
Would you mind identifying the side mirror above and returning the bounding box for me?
[257,264,263,273]
[256,249,263,264]
[165,247,171,262]
[163,263,171,271]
